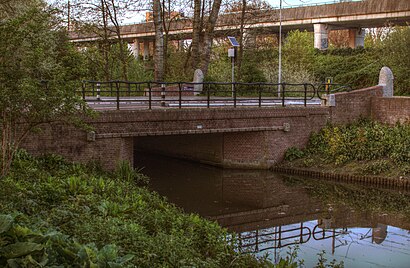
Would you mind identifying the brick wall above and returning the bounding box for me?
[129,107,330,168]
[21,123,134,170]
[21,84,398,171]
[371,97,410,125]
[330,85,383,124]
[21,107,330,170]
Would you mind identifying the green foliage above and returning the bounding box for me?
[0,214,134,267]
[361,160,391,175]
[115,160,149,185]
[285,147,305,161]
[0,151,269,267]
[0,0,90,177]
[282,30,316,83]
[383,27,410,95]
[285,120,410,177]
[315,251,344,268]
[314,48,382,89]
[306,120,410,166]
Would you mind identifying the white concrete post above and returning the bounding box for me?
[243,29,256,48]
[131,39,140,60]
[314,24,329,50]
[378,67,394,97]
[143,40,150,61]
[348,28,365,48]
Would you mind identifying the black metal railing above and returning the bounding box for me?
[236,222,346,253]
[78,80,350,110]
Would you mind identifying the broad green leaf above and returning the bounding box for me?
[0,215,13,234]
[1,242,43,259]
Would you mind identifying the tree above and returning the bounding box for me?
[0,0,89,177]
[153,0,165,81]
[383,26,410,95]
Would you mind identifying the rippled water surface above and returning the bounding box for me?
[135,153,410,268]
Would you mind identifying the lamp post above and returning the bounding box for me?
[278,0,282,97]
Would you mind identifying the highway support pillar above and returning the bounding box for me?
[314,24,329,50]
[143,40,150,61]
[348,28,365,49]
[132,39,140,60]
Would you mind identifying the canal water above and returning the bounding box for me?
[135,152,410,267]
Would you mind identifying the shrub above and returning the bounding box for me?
[285,147,305,161]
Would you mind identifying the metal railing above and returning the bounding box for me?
[78,80,349,110]
[237,222,346,253]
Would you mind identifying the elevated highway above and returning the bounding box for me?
[69,0,410,51]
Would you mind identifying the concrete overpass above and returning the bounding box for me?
[69,0,410,54]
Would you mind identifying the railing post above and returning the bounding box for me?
[82,81,86,101]
[96,83,101,101]
[258,83,262,107]
[116,81,120,110]
[148,82,152,110]
[161,83,166,107]
[233,82,237,108]
[207,84,210,108]
[178,83,182,109]
[110,82,113,97]
[304,84,307,107]
[281,83,285,107]
[92,82,95,96]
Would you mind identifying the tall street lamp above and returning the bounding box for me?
[278,0,282,97]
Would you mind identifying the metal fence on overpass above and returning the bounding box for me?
[78,81,352,110]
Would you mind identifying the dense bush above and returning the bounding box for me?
[283,120,410,177]
[306,120,410,166]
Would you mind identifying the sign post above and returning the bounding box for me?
[227,36,240,98]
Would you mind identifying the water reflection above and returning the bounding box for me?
[135,152,410,267]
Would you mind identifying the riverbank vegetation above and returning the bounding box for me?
[0,151,347,267]
[282,120,410,179]
[0,151,268,267]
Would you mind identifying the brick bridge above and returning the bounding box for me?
[22,68,407,170]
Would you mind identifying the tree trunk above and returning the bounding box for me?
[153,0,164,81]
[100,0,110,81]
[191,0,202,72]
[107,0,128,80]
[238,0,247,79]
[199,0,222,77]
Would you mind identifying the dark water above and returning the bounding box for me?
[135,152,410,268]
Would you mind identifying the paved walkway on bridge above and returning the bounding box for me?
[84,96,322,110]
